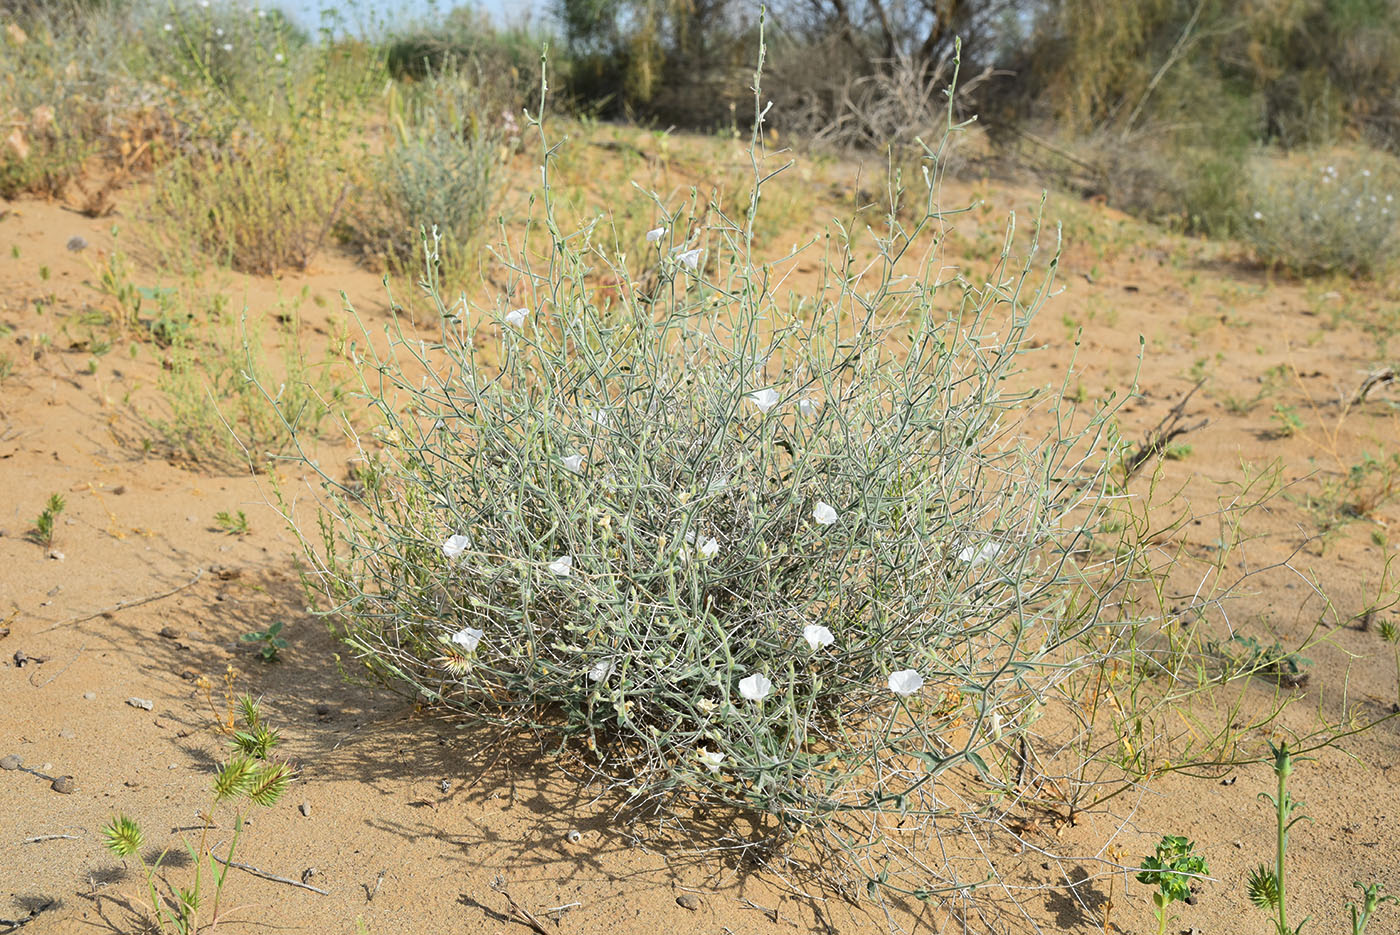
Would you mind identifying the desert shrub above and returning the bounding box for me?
[383,3,548,108]
[0,6,130,197]
[1243,149,1400,276]
[268,58,1197,900]
[150,130,349,274]
[131,0,308,101]
[340,66,504,278]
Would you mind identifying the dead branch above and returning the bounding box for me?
[1122,380,1209,483]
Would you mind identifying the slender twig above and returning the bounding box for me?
[40,569,204,632]
[23,833,80,844]
[208,854,329,895]
[30,643,85,688]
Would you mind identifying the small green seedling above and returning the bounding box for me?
[1347,881,1398,935]
[214,509,250,535]
[1136,834,1209,935]
[241,620,287,662]
[31,493,66,549]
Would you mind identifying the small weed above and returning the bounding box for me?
[1248,742,1308,935]
[240,621,287,663]
[1348,882,1398,935]
[1380,620,1399,711]
[30,493,65,549]
[1219,635,1311,688]
[214,510,249,535]
[38,265,49,281]
[101,696,292,935]
[1270,404,1304,438]
[1136,835,1208,935]
[1164,443,1193,460]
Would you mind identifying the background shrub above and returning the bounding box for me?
[339,65,504,278]
[1242,149,1400,276]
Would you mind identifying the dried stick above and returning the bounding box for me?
[1351,367,1395,405]
[209,854,330,895]
[1122,380,1209,483]
[40,569,204,632]
[489,880,551,935]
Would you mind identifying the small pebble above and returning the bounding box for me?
[83,692,95,700]
[314,704,330,716]
[676,894,701,911]
[0,754,21,770]
[158,626,182,640]
[127,697,154,711]
[58,728,75,739]
[47,549,64,561]
[299,801,311,818]
[51,776,76,794]
[566,829,582,844]
[66,235,88,251]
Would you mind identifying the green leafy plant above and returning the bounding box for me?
[101,697,292,934]
[1271,403,1304,438]
[30,493,65,549]
[240,621,287,663]
[1347,881,1398,935]
[214,509,249,535]
[1135,835,1208,935]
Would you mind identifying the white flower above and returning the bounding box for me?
[888,669,924,696]
[797,397,820,417]
[645,226,666,242]
[1387,194,1394,203]
[958,541,1002,566]
[548,555,573,577]
[747,388,780,412]
[591,408,610,427]
[215,27,224,35]
[504,307,529,327]
[698,536,720,559]
[802,624,834,650]
[587,659,615,683]
[1252,211,1263,221]
[200,0,209,6]
[697,747,725,773]
[988,711,1004,741]
[257,8,266,16]
[450,626,482,652]
[738,672,772,702]
[562,454,585,473]
[1362,169,1371,177]
[442,533,471,560]
[812,501,838,526]
[163,22,173,30]
[222,42,233,51]
[274,52,284,63]
[676,248,702,270]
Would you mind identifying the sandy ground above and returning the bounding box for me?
[2,151,1399,935]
